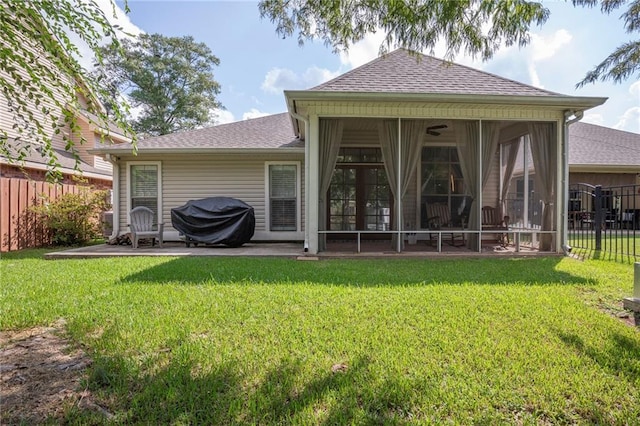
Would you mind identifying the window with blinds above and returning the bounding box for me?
[269,164,297,231]
[130,164,159,220]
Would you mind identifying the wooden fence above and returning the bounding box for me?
[0,177,83,252]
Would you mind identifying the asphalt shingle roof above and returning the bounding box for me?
[126,112,300,151]
[569,122,640,166]
[311,48,562,97]
[1,145,112,177]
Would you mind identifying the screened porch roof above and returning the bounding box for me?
[285,49,606,139]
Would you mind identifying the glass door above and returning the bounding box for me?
[327,148,392,239]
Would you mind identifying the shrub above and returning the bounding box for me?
[31,188,111,246]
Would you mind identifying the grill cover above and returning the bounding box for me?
[171,197,255,247]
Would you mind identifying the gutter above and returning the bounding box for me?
[104,153,120,240]
[289,109,310,253]
[284,90,608,109]
[89,147,305,156]
[562,110,584,255]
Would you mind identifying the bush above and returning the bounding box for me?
[31,188,111,246]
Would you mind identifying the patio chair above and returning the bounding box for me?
[482,206,509,247]
[426,203,465,247]
[129,206,164,249]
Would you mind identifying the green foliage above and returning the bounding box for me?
[574,0,640,86]
[1,255,638,423]
[93,33,223,136]
[30,187,111,246]
[0,0,134,181]
[259,0,639,85]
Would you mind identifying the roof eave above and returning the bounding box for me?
[0,157,113,180]
[570,164,640,173]
[284,90,608,110]
[90,147,305,156]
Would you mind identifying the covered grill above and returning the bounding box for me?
[171,197,255,247]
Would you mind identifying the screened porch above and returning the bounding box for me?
[316,117,560,254]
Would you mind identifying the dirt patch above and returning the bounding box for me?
[0,319,109,424]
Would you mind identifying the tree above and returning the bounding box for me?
[93,33,223,137]
[258,0,640,86]
[0,0,133,181]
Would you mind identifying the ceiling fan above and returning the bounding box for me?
[426,124,448,136]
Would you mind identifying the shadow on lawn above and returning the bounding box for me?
[82,354,415,424]
[120,256,595,287]
[557,330,640,384]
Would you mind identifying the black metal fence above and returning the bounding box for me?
[568,183,639,260]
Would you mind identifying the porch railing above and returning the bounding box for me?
[320,229,557,253]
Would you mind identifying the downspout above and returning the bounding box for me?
[290,111,310,252]
[104,153,120,240]
[562,110,583,255]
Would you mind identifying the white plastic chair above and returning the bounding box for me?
[129,206,164,249]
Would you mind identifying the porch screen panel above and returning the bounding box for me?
[130,164,159,220]
[270,165,297,231]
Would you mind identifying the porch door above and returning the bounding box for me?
[328,165,392,238]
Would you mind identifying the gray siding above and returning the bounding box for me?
[117,153,305,240]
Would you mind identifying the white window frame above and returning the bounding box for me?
[265,161,301,232]
[126,161,162,224]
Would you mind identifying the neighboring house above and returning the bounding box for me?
[93,48,606,254]
[568,122,640,187]
[0,41,130,251]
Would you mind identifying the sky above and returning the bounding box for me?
[96,0,639,134]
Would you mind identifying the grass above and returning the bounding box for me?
[569,232,640,262]
[1,251,639,424]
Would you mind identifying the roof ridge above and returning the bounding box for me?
[141,111,290,142]
[310,48,563,97]
[417,51,563,97]
[573,121,640,137]
[310,49,409,90]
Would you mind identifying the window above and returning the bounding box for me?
[268,164,298,231]
[129,163,161,221]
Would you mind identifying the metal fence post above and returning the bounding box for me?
[594,185,602,251]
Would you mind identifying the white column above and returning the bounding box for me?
[557,120,564,253]
[523,135,530,229]
[308,114,320,254]
[477,120,483,252]
[397,117,402,253]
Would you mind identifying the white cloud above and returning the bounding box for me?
[582,113,604,126]
[339,32,386,69]
[530,29,572,62]
[613,106,640,133]
[211,109,235,125]
[528,63,544,89]
[630,80,640,97]
[69,0,144,71]
[261,66,339,93]
[242,109,271,120]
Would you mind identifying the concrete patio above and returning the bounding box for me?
[44,239,551,260]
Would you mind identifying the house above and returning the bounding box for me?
[568,122,640,187]
[93,48,607,254]
[0,34,130,251]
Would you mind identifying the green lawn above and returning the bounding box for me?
[569,232,640,261]
[1,251,639,424]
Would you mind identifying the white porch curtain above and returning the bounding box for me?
[378,119,428,248]
[455,121,501,250]
[318,119,344,251]
[528,122,556,251]
[500,139,521,218]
